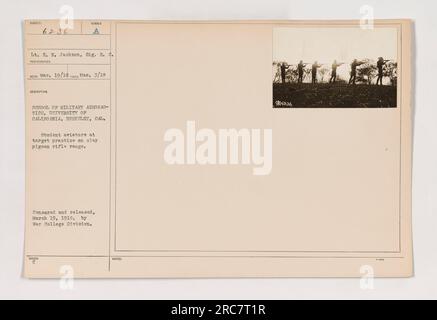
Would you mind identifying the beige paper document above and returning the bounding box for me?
[24,20,413,278]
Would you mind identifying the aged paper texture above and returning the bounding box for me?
[24,20,412,278]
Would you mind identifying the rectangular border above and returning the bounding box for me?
[113,21,404,256]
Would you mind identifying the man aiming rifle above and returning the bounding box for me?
[376,57,390,85]
[297,60,308,83]
[280,62,290,84]
[311,61,322,84]
[329,60,344,83]
[348,59,365,85]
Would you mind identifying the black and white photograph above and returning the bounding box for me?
[3,0,437,303]
[273,26,399,108]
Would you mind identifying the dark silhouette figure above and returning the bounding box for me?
[297,60,307,83]
[348,59,365,85]
[280,63,290,84]
[329,60,344,83]
[376,57,390,85]
[311,61,322,84]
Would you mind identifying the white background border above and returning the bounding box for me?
[1,0,436,299]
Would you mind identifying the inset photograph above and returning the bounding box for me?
[273,26,398,108]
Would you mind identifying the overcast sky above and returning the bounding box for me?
[273,27,398,63]
[273,26,397,66]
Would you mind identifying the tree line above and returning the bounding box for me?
[273,58,397,86]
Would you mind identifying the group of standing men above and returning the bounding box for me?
[279,57,390,85]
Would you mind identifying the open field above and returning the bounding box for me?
[273,83,397,108]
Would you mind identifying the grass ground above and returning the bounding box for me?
[273,83,397,108]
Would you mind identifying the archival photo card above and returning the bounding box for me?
[23,20,412,278]
[273,26,399,108]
